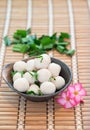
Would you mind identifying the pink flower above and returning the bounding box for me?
[57,91,76,108]
[56,83,87,108]
[68,83,87,104]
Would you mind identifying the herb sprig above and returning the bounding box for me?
[4,28,75,56]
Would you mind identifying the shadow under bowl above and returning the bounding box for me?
[2,57,72,102]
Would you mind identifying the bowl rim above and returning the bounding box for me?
[2,57,72,98]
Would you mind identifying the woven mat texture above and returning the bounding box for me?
[0,0,90,130]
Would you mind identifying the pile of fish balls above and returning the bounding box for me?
[12,54,65,95]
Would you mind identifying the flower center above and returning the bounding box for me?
[74,91,78,95]
[66,96,70,101]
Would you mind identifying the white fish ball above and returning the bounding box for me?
[40,81,56,94]
[37,69,52,82]
[26,59,35,71]
[35,54,51,69]
[14,78,29,92]
[48,63,61,77]
[27,84,40,94]
[13,72,22,82]
[23,72,35,84]
[13,61,26,72]
[52,76,65,90]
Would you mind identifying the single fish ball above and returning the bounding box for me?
[37,69,52,82]
[52,76,65,90]
[13,72,22,82]
[35,54,51,69]
[27,84,40,95]
[13,61,26,72]
[26,59,35,71]
[48,63,61,77]
[14,78,29,92]
[40,81,56,94]
[23,72,35,84]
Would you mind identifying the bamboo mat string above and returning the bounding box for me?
[48,0,53,36]
[87,0,90,12]
[0,0,11,79]
[17,1,32,130]
[27,0,32,29]
[68,0,83,130]
[47,0,54,130]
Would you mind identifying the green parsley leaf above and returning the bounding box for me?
[56,45,65,53]
[29,71,38,80]
[26,91,36,95]
[3,28,75,57]
[28,49,46,57]
[20,71,24,77]
[12,44,30,53]
[58,32,70,42]
[13,29,27,39]
[61,32,71,39]
[36,55,43,62]
[57,42,70,46]
[4,36,12,46]
[38,90,44,96]
[11,71,17,77]
[26,28,31,35]
[40,36,54,50]
[64,49,75,56]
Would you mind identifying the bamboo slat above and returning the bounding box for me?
[25,1,48,129]
[0,0,90,130]
[72,0,90,130]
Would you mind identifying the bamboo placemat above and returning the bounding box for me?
[0,0,90,130]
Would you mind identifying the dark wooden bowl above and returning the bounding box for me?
[2,57,72,102]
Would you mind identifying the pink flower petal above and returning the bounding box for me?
[57,98,66,105]
[68,86,75,93]
[69,93,75,98]
[61,92,67,99]
[64,102,73,108]
[70,99,76,106]
[56,83,87,109]
[75,95,81,103]
[79,89,87,96]
[67,90,72,95]
[74,83,82,91]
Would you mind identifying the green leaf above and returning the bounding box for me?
[11,71,17,77]
[49,76,56,81]
[4,28,75,57]
[4,36,12,46]
[26,28,31,35]
[56,45,65,53]
[20,71,24,77]
[58,35,64,42]
[58,32,70,42]
[26,91,36,95]
[30,43,37,50]
[12,39,21,44]
[29,72,35,77]
[35,81,40,86]
[40,36,54,50]
[57,42,70,46]
[22,35,36,44]
[12,44,30,53]
[34,72,38,80]
[13,29,27,39]
[36,55,43,62]
[61,32,71,39]
[38,90,44,96]
[51,32,57,40]
[64,49,75,56]
[29,71,38,80]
